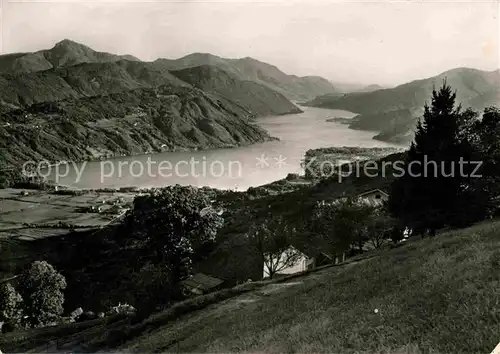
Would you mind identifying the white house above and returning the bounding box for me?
[356,189,389,207]
[263,246,312,279]
[262,246,334,279]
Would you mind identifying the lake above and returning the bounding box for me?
[48,106,403,190]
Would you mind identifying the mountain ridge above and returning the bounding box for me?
[305,67,500,143]
[0,40,309,184]
[170,65,302,117]
[0,40,337,101]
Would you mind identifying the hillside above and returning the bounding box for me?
[170,65,302,116]
[0,39,140,74]
[0,39,308,116]
[156,53,338,101]
[0,41,312,180]
[2,219,499,353]
[0,60,190,113]
[305,68,500,143]
[0,84,274,171]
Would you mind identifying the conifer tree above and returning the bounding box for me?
[389,82,486,234]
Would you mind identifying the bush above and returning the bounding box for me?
[1,321,16,333]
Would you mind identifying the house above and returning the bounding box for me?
[262,246,334,279]
[181,273,224,296]
[262,246,311,279]
[356,189,389,207]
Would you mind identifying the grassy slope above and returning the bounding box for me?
[1,219,499,353]
[124,220,500,354]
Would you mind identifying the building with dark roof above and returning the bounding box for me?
[181,273,224,296]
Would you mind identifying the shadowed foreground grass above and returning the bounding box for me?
[1,220,499,353]
[125,220,500,354]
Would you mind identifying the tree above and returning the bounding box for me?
[389,225,406,245]
[122,185,224,308]
[18,261,66,328]
[0,283,23,327]
[469,107,500,212]
[310,197,374,258]
[366,208,396,249]
[389,82,488,234]
[247,217,301,279]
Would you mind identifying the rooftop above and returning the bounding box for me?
[181,273,224,292]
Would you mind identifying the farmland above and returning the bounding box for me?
[0,189,137,241]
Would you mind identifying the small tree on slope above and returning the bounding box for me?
[248,217,301,279]
[0,283,23,327]
[19,261,66,328]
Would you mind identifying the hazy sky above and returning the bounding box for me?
[1,0,498,86]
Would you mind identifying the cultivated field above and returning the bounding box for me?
[0,189,136,241]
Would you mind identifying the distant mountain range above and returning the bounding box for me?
[305,67,500,143]
[1,39,343,178]
[354,84,386,93]
[327,82,388,94]
[0,39,337,102]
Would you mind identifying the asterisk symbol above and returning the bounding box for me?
[274,155,288,168]
[256,153,270,168]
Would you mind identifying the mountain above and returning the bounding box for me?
[0,85,275,172]
[0,40,311,181]
[155,53,338,101]
[0,60,189,112]
[0,42,337,101]
[170,65,302,117]
[0,39,140,74]
[305,68,500,143]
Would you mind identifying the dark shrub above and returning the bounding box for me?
[105,327,131,347]
[1,322,16,333]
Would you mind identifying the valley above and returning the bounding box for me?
[0,40,317,187]
[0,30,499,354]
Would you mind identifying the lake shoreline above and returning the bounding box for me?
[13,106,404,191]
